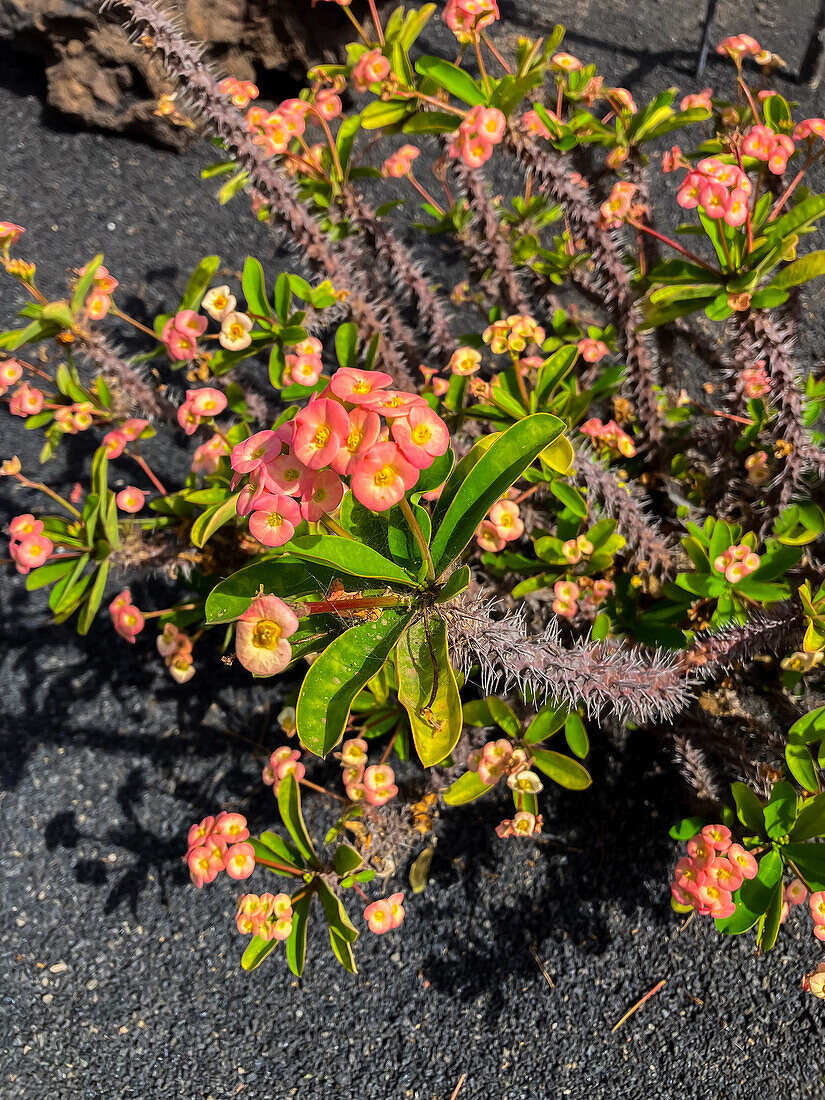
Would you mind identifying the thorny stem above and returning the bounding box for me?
[302,595,407,615]
[627,218,721,275]
[399,495,435,581]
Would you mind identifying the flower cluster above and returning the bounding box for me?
[741,362,770,400]
[262,745,306,793]
[598,181,638,229]
[676,157,752,224]
[552,577,614,619]
[580,417,636,458]
[186,812,255,887]
[236,891,294,941]
[742,125,795,176]
[713,544,760,584]
[234,594,300,677]
[352,48,391,93]
[449,105,506,169]
[671,825,757,918]
[245,98,310,157]
[177,387,227,435]
[8,513,53,575]
[483,314,545,355]
[382,144,420,179]
[336,739,399,805]
[468,739,543,795]
[101,418,148,457]
[442,0,499,43]
[285,337,324,387]
[495,810,543,838]
[109,588,145,643]
[794,118,825,142]
[476,499,524,552]
[230,368,449,530]
[78,262,118,321]
[578,338,609,364]
[363,893,405,933]
[716,34,761,62]
[157,623,195,683]
[219,77,259,110]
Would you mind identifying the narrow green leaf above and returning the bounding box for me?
[524,704,567,744]
[318,880,359,943]
[287,534,417,587]
[241,933,279,972]
[71,253,103,314]
[286,892,311,977]
[789,794,825,842]
[396,617,462,767]
[180,255,220,311]
[486,697,520,738]
[442,770,492,806]
[333,843,364,876]
[564,713,589,759]
[77,561,109,635]
[414,56,485,105]
[757,880,784,951]
[429,414,565,575]
[190,493,239,549]
[329,926,357,973]
[532,749,592,790]
[241,257,271,318]
[277,774,317,866]
[409,846,434,893]
[296,608,415,756]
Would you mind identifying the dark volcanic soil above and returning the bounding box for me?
[2,1,825,1097]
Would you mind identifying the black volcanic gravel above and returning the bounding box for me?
[2,1,825,1096]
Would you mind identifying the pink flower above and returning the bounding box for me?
[448,105,505,168]
[391,406,450,468]
[161,318,198,362]
[102,430,127,458]
[0,222,25,249]
[9,383,43,417]
[705,857,743,893]
[313,89,342,122]
[724,188,749,227]
[339,738,369,768]
[286,352,323,387]
[382,144,420,179]
[219,311,253,351]
[364,893,405,933]
[85,291,111,321]
[120,418,149,442]
[350,442,419,511]
[248,493,301,547]
[578,338,609,363]
[361,390,427,418]
[188,388,227,418]
[292,398,350,470]
[701,824,731,852]
[235,593,299,677]
[476,520,505,552]
[192,434,227,474]
[298,469,344,522]
[330,407,381,475]
[10,533,53,574]
[225,842,256,880]
[726,843,758,879]
[810,891,825,926]
[488,500,523,542]
[202,285,236,321]
[699,179,730,220]
[352,48,391,92]
[111,602,145,643]
[793,118,825,142]
[442,0,499,41]
[215,811,250,843]
[116,486,146,513]
[0,358,23,389]
[785,878,808,906]
[188,843,224,888]
[231,430,280,475]
[686,833,715,869]
[219,77,259,109]
[9,513,43,540]
[681,88,712,112]
[329,367,394,406]
[363,764,397,793]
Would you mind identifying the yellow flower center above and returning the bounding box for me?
[346,429,364,452]
[353,379,370,394]
[411,424,432,446]
[312,425,331,447]
[266,512,284,528]
[372,464,395,487]
[252,620,282,649]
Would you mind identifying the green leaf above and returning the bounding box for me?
[361,98,411,129]
[462,699,494,726]
[783,842,825,891]
[277,773,318,866]
[287,534,417,587]
[274,272,291,324]
[790,794,825,842]
[190,493,239,549]
[785,739,820,793]
[414,56,485,105]
[715,849,783,935]
[532,749,592,790]
[524,704,567,744]
[443,769,492,806]
[788,706,825,743]
[318,880,359,943]
[77,561,109,635]
[25,558,75,591]
[204,557,331,623]
[403,111,461,134]
[241,257,271,319]
[757,880,784,951]
[486,697,521,738]
[396,617,462,767]
[429,414,565,575]
[766,195,825,246]
[434,564,470,604]
[400,3,436,47]
[286,892,311,977]
[241,933,279,972]
[763,780,797,839]
[336,114,362,173]
[333,844,364,876]
[71,253,103,313]
[550,480,588,519]
[180,256,220,311]
[329,926,357,973]
[669,816,706,841]
[335,322,359,368]
[563,713,589,759]
[731,781,765,833]
[259,830,303,867]
[296,608,415,756]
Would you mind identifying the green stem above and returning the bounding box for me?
[399,496,435,582]
[321,515,354,539]
[15,474,81,518]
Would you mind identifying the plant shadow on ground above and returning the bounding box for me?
[418,724,686,1008]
